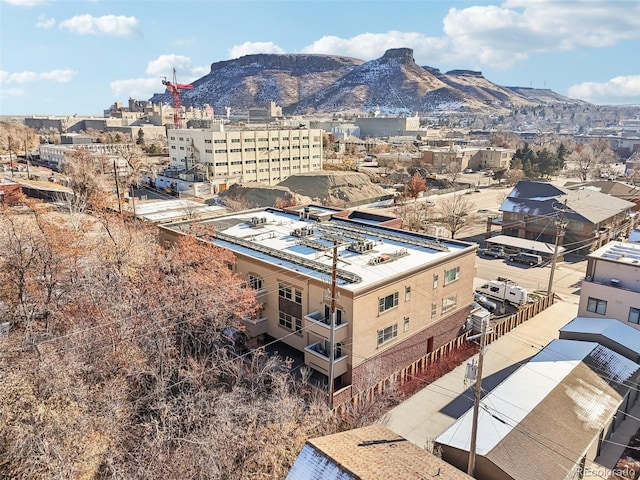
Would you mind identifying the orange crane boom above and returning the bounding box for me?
[162,68,193,129]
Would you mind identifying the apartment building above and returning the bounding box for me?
[578,241,640,328]
[167,126,323,189]
[420,146,514,173]
[159,206,477,395]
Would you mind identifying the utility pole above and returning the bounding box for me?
[8,135,14,178]
[24,139,30,179]
[112,158,122,214]
[468,319,487,477]
[546,200,568,296]
[327,241,338,410]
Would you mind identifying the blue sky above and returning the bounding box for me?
[1,0,639,115]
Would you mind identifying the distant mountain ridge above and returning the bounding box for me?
[149,48,584,115]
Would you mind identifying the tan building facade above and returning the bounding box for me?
[167,127,323,188]
[159,206,477,395]
[578,241,640,328]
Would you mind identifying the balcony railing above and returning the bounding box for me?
[242,316,268,337]
[584,276,640,294]
[304,310,348,328]
[304,342,348,377]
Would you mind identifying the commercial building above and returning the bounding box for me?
[436,338,640,480]
[355,116,424,138]
[421,146,514,173]
[167,126,323,189]
[578,241,640,328]
[38,142,134,172]
[159,206,477,395]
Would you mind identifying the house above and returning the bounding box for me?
[167,125,324,189]
[500,180,635,251]
[564,180,640,211]
[578,241,640,328]
[436,338,640,480]
[0,178,22,206]
[158,205,477,397]
[287,425,473,480]
[559,317,640,362]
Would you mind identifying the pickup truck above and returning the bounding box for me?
[477,246,507,259]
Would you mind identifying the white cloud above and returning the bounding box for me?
[276,0,640,71]
[36,14,55,29]
[228,41,285,58]
[3,71,39,84]
[441,0,640,68]
[59,14,140,37]
[0,69,76,85]
[0,0,48,6]
[568,75,640,104]
[110,78,161,100]
[40,69,76,82]
[146,54,193,77]
[301,31,450,65]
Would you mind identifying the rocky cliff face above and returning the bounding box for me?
[149,48,581,114]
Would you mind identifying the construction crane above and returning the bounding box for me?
[162,68,193,129]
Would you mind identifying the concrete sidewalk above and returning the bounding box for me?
[384,300,579,449]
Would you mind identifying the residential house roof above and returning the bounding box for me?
[287,425,473,480]
[559,317,640,361]
[500,180,634,225]
[564,180,640,198]
[436,339,640,480]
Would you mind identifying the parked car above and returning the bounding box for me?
[474,292,497,312]
[477,246,507,259]
[464,168,474,173]
[509,252,542,266]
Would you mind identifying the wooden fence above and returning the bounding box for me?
[334,293,555,414]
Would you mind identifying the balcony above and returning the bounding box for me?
[304,310,350,343]
[242,316,268,337]
[584,276,640,294]
[304,342,348,378]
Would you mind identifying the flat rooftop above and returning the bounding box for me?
[589,241,640,265]
[165,208,475,292]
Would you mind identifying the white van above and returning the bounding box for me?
[477,280,528,306]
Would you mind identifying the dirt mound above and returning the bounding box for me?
[277,171,392,205]
[219,184,312,209]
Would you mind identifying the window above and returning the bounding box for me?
[431,303,437,318]
[245,138,254,142]
[230,148,241,153]
[444,266,460,285]
[405,286,411,301]
[279,283,302,304]
[204,139,212,144]
[214,139,226,144]
[586,297,607,315]
[249,275,263,290]
[215,149,227,154]
[442,294,458,313]
[433,274,439,289]
[404,317,410,332]
[378,292,399,314]
[205,149,212,153]
[230,138,240,143]
[279,311,302,334]
[629,307,640,325]
[377,324,398,347]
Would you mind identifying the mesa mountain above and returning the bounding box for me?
[149,48,581,115]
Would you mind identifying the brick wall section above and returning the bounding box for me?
[350,307,469,393]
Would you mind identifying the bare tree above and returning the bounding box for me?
[433,193,476,239]
[504,168,525,186]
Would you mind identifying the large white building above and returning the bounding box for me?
[167,126,324,189]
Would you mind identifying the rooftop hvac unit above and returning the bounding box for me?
[250,217,267,226]
[348,241,374,253]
